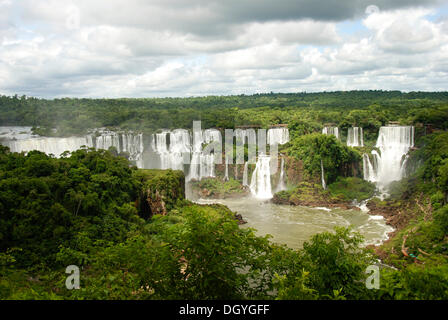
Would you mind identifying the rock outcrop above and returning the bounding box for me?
[133,169,185,219]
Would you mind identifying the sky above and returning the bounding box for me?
[0,0,447,98]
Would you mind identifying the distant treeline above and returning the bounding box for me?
[1,91,448,137]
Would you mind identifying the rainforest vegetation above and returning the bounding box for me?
[1,91,448,300]
[1,91,448,140]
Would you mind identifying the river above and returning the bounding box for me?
[196,197,394,249]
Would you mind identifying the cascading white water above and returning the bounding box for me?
[322,127,339,139]
[6,136,93,157]
[154,129,191,171]
[321,159,326,190]
[96,132,120,152]
[186,128,221,182]
[243,162,249,186]
[362,126,414,195]
[347,127,364,147]
[2,126,292,191]
[224,158,229,181]
[95,131,144,161]
[276,157,286,192]
[374,126,414,187]
[267,127,290,145]
[363,154,376,182]
[250,155,273,199]
[4,127,145,165]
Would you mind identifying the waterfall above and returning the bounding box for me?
[322,127,339,139]
[224,158,229,181]
[276,157,286,192]
[187,128,220,181]
[96,131,144,161]
[4,128,145,165]
[250,155,273,199]
[243,162,249,186]
[347,127,364,147]
[362,126,414,192]
[321,159,326,190]
[95,132,120,152]
[267,127,290,145]
[2,126,292,188]
[154,129,190,171]
[363,153,378,182]
[6,136,93,157]
[374,126,414,187]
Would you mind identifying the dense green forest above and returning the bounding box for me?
[1,91,448,300]
[1,91,448,140]
[1,136,447,299]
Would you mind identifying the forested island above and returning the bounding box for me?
[1,91,448,300]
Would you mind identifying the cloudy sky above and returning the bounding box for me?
[0,0,448,98]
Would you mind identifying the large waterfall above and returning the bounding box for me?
[6,136,93,157]
[95,131,144,162]
[267,127,290,145]
[363,126,414,190]
[375,126,414,186]
[250,155,273,199]
[347,127,364,147]
[1,126,291,196]
[185,128,220,181]
[322,127,339,139]
[3,128,145,165]
[153,129,191,171]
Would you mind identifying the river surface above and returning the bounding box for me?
[196,197,394,249]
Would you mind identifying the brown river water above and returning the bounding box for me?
[196,197,394,249]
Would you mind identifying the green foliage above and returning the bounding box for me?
[2,92,448,300]
[134,169,185,215]
[288,118,322,140]
[273,271,318,300]
[412,131,448,197]
[272,182,330,206]
[300,227,375,299]
[0,147,143,268]
[190,177,246,198]
[327,177,376,202]
[1,91,447,137]
[379,264,448,300]
[288,133,361,184]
